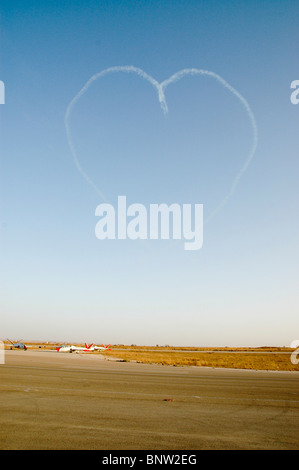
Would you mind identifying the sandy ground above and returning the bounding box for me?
[0,350,299,450]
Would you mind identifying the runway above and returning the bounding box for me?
[1,350,299,449]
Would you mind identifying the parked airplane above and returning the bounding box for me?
[93,344,111,351]
[56,343,111,353]
[56,343,93,353]
[7,339,27,350]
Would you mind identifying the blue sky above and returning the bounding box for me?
[0,0,298,346]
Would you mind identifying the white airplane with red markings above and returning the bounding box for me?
[56,343,111,353]
[93,344,111,351]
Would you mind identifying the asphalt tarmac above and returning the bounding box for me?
[0,350,299,449]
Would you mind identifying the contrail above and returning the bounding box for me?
[159,68,258,223]
[65,66,258,222]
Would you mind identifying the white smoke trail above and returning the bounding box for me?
[65,66,161,202]
[160,69,258,223]
[65,66,258,222]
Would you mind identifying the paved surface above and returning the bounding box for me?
[0,350,299,449]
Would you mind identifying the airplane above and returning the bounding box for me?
[56,343,93,353]
[93,344,111,351]
[7,339,27,351]
[56,343,111,353]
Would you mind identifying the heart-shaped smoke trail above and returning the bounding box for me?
[65,66,258,223]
